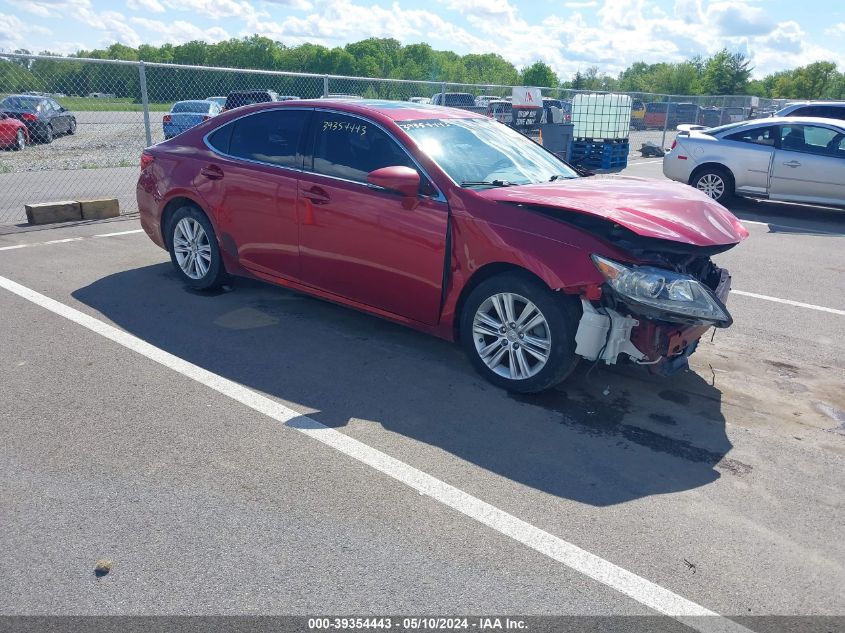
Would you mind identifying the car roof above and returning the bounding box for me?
[744,116,845,126]
[227,99,483,122]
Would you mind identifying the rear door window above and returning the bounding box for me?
[226,109,310,168]
[725,125,778,146]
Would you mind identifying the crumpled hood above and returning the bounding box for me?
[475,176,748,247]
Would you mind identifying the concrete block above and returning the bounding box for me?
[79,198,120,220]
[24,201,82,225]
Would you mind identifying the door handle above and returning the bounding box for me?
[782,160,801,168]
[302,186,331,205]
[200,165,224,180]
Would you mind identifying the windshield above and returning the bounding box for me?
[398,117,578,186]
[172,101,214,113]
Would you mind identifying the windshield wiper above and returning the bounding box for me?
[460,180,517,188]
[548,174,575,181]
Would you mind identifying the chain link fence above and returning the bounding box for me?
[0,52,781,225]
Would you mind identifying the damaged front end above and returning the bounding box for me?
[574,250,733,376]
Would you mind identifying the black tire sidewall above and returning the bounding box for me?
[460,273,580,393]
[166,206,226,290]
[693,167,733,203]
[42,124,53,144]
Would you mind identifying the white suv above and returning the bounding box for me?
[774,101,845,121]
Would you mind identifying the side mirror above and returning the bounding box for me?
[367,166,420,199]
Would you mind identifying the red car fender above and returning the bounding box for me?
[433,193,635,340]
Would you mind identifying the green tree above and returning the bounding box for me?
[701,49,752,95]
[520,61,558,87]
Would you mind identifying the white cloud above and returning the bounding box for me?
[127,0,165,12]
[564,1,598,8]
[706,1,774,37]
[0,13,51,51]
[130,17,230,45]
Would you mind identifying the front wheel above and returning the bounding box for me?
[691,166,733,204]
[68,118,77,135]
[460,273,580,393]
[167,206,227,290]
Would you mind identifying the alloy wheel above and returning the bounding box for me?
[173,217,212,280]
[472,292,551,380]
[696,173,725,200]
[15,130,25,150]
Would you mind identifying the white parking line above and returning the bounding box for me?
[93,229,144,238]
[0,228,142,252]
[0,272,750,633]
[740,219,842,236]
[627,158,664,165]
[732,290,845,316]
[43,237,84,245]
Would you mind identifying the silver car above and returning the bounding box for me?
[663,117,845,206]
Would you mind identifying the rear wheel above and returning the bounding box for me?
[166,205,227,290]
[691,166,733,204]
[13,129,25,151]
[460,273,580,393]
[39,124,53,144]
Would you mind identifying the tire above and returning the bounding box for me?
[39,124,53,144]
[12,129,25,151]
[166,205,227,290]
[690,166,734,204]
[460,272,580,393]
[68,118,76,135]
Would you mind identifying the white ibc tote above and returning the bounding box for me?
[571,93,632,139]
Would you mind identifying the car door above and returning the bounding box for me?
[770,123,845,205]
[719,125,778,194]
[198,107,311,280]
[298,110,449,325]
[48,99,69,132]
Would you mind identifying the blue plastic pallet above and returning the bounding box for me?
[570,140,629,169]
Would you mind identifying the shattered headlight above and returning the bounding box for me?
[592,255,732,326]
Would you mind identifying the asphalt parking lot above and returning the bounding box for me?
[1,162,843,629]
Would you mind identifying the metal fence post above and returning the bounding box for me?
[138,61,152,147]
[323,75,329,98]
[661,95,672,149]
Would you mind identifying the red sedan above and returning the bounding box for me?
[138,100,747,393]
[0,112,28,150]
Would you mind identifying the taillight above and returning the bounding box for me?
[163,114,172,123]
[21,113,38,121]
[140,152,154,171]
[202,115,210,121]
[670,140,677,150]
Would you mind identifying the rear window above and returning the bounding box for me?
[0,96,41,111]
[796,105,845,120]
[444,94,475,107]
[172,101,212,113]
[225,91,277,109]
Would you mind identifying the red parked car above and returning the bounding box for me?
[0,111,28,150]
[138,100,747,393]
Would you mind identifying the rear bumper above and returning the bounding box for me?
[662,150,695,183]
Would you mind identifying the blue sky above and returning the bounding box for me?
[1,0,844,78]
